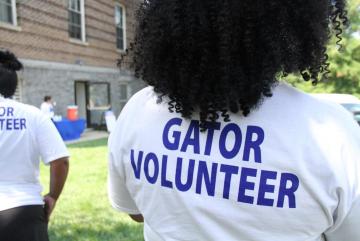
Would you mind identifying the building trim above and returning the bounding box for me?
[69,38,90,46]
[81,0,86,42]
[68,0,86,42]
[20,59,134,76]
[0,0,17,26]
[11,0,17,26]
[115,2,127,51]
[0,21,21,31]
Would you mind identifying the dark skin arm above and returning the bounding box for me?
[129,214,144,223]
[43,157,69,222]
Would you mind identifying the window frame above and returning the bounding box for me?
[115,3,127,51]
[68,0,86,42]
[87,82,111,110]
[13,77,22,102]
[0,0,17,26]
[119,82,131,112]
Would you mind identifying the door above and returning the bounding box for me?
[75,81,111,128]
[87,82,111,128]
[75,81,88,121]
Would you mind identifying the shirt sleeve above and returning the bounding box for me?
[108,142,140,215]
[36,113,69,164]
[325,198,360,241]
[107,88,152,215]
[107,105,141,215]
[324,115,360,240]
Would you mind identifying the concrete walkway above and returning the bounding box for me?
[65,129,109,144]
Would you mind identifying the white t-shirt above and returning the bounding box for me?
[0,96,69,211]
[40,101,54,118]
[108,83,360,241]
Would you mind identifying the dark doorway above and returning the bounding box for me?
[75,81,111,127]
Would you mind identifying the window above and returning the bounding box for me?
[88,83,110,109]
[115,4,126,50]
[119,83,130,111]
[0,0,17,25]
[68,0,85,41]
[13,78,22,102]
[88,83,111,127]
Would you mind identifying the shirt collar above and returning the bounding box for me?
[0,94,5,102]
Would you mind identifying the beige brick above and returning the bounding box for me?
[0,0,141,68]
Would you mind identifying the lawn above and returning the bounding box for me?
[40,138,144,241]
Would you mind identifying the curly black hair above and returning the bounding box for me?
[0,50,23,98]
[130,0,348,126]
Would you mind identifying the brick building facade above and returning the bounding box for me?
[0,0,144,127]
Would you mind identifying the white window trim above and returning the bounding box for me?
[119,82,131,102]
[119,81,131,108]
[0,0,17,26]
[13,77,22,102]
[68,0,86,42]
[11,0,17,26]
[80,0,86,42]
[115,3,127,51]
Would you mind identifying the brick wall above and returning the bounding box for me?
[0,0,140,68]
[17,62,143,118]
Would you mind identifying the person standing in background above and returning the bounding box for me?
[108,1,360,241]
[40,96,55,119]
[0,50,69,241]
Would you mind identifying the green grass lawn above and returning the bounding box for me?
[40,138,144,241]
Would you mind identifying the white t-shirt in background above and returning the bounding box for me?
[108,83,360,241]
[40,101,54,119]
[0,96,69,211]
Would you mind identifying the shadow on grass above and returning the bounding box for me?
[49,222,144,241]
[67,138,108,149]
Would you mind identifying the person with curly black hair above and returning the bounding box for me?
[108,1,360,240]
[0,50,69,241]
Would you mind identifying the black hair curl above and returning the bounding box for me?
[131,0,348,126]
[0,50,23,98]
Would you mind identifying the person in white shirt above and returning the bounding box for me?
[108,1,360,241]
[40,96,55,119]
[0,50,69,241]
